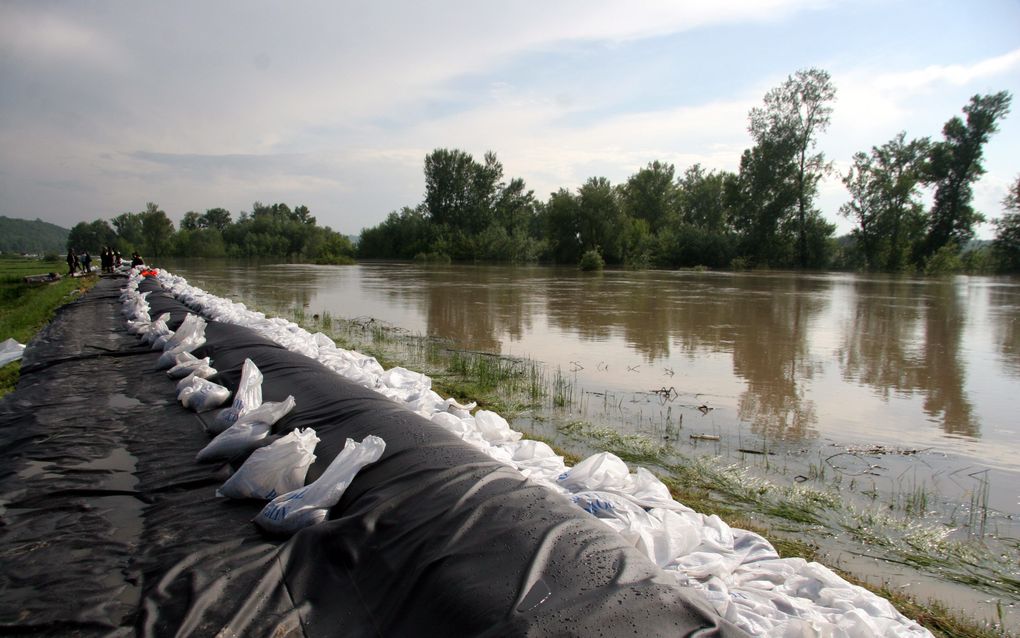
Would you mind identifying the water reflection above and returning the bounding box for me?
[839,277,976,438]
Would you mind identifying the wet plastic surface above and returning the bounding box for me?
[0,277,746,637]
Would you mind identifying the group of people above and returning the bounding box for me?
[99,247,122,273]
[65,247,142,276]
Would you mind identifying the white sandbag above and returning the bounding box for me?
[167,353,214,379]
[217,428,319,500]
[178,377,230,412]
[161,313,207,352]
[255,435,385,536]
[0,338,25,367]
[473,410,522,444]
[155,315,207,368]
[142,312,171,344]
[213,358,263,430]
[205,394,296,436]
[197,396,296,459]
[557,451,630,492]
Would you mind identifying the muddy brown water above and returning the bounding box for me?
[161,259,1020,629]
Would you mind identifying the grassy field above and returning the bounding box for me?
[0,255,97,396]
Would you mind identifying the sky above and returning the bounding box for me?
[1,0,1018,239]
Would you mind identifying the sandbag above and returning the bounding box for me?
[217,428,319,500]
[255,435,385,536]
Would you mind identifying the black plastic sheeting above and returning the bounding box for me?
[0,276,748,637]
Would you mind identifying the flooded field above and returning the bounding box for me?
[161,259,1020,630]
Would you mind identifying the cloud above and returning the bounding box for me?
[0,5,126,70]
[873,48,1020,94]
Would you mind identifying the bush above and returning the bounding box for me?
[924,244,963,276]
[579,248,605,271]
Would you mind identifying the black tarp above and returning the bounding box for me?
[0,276,748,637]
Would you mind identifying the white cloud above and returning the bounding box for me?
[0,6,126,70]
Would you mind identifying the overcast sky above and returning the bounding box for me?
[1,1,1018,238]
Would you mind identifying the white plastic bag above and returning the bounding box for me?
[0,338,25,367]
[213,358,263,430]
[142,312,171,344]
[197,395,295,460]
[167,353,214,379]
[161,313,207,352]
[178,377,230,412]
[217,428,319,500]
[255,435,385,536]
[156,315,207,368]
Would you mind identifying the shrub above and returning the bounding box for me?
[579,248,605,271]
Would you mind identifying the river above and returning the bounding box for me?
[160,259,1020,628]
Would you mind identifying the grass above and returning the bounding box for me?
[0,256,97,396]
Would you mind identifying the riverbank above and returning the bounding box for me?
[0,255,97,396]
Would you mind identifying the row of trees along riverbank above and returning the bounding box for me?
[66,202,356,264]
[359,69,1019,274]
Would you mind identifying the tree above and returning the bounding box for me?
[621,161,677,229]
[576,177,625,263]
[994,175,1020,272]
[424,149,503,236]
[542,189,582,264]
[749,68,836,267]
[921,91,1012,261]
[112,212,144,250]
[140,202,175,259]
[67,219,117,252]
[201,207,232,230]
[841,132,929,271]
[730,139,799,266]
[180,211,202,231]
[677,164,732,232]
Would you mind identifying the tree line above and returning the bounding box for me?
[66,202,355,264]
[359,69,1018,273]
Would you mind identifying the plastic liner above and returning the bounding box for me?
[0,277,746,637]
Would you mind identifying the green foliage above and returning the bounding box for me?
[841,132,929,271]
[924,243,964,276]
[748,68,837,268]
[578,248,605,271]
[921,92,1012,261]
[67,218,117,253]
[993,175,1020,272]
[0,217,69,255]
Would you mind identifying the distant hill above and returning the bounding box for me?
[0,216,69,256]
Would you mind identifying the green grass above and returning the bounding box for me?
[0,256,97,396]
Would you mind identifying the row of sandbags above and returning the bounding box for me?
[127,267,931,638]
[121,272,385,537]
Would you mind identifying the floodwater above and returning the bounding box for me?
[162,259,1020,624]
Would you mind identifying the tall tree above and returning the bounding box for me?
[140,202,175,259]
[201,207,232,230]
[748,68,836,267]
[67,219,117,252]
[841,132,929,271]
[621,161,677,229]
[921,91,1012,261]
[112,212,145,249]
[180,211,202,231]
[994,175,1020,272]
[576,177,625,263]
[677,164,732,232]
[424,148,503,235]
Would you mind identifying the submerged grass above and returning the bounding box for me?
[0,256,97,397]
